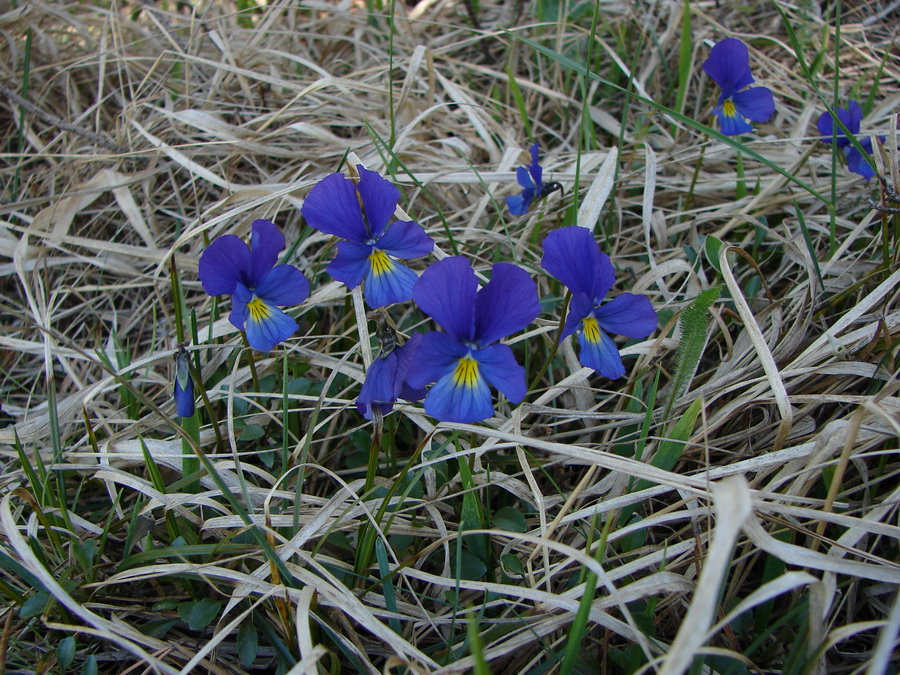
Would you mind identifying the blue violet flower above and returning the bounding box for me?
[409,257,540,424]
[541,227,657,379]
[356,327,426,420]
[302,166,434,308]
[174,348,195,418]
[702,38,775,136]
[198,219,310,352]
[816,101,884,182]
[506,143,563,215]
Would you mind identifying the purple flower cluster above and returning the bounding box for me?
[189,166,658,425]
[179,35,887,426]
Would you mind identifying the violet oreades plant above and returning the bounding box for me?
[541,226,657,379]
[506,143,562,215]
[816,100,883,182]
[408,257,540,423]
[702,38,775,136]
[302,166,434,308]
[356,330,426,420]
[173,349,195,418]
[198,219,310,352]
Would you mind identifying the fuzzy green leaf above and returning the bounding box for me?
[665,286,722,415]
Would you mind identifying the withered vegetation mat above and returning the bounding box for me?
[1,1,899,673]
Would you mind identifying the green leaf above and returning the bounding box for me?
[179,598,221,631]
[141,618,179,638]
[617,516,647,552]
[619,397,703,532]
[20,591,49,619]
[389,534,414,552]
[81,655,98,675]
[237,621,258,668]
[457,458,489,564]
[57,636,76,669]
[492,506,526,533]
[653,396,703,474]
[286,377,313,395]
[703,236,725,275]
[465,605,490,675]
[240,424,265,441]
[0,549,46,594]
[457,550,487,581]
[376,538,402,635]
[190,598,221,631]
[501,553,524,577]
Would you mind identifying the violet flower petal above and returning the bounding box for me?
[249,219,285,288]
[376,220,434,259]
[356,166,401,239]
[473,343,526,404]
[473,263,540,346]
[198,234,251,296]
[301,172,369,242]
[255,264,310,307]
[412,257,478,342]
[594,293,657,339]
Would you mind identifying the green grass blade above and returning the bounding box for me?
[620,396,703,530]
[375,538,402,635]
[466,605,491,675]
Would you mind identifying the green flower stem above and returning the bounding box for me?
[357,428,431,591]
[186,354,224,453]
[528,292,571,394]
[239,332,262,392]
[354,409,384,587]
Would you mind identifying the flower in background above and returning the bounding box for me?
[506,143,563,215]
[356,328,426,420]
[174,348,195,418]
[198,219,310,352]
[702,38,775,136]
[541,226,657,379]
[302,166,434,308]
[816,100,883,181]
[409,257,540,423]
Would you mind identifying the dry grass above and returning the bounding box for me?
[1,0,899,673]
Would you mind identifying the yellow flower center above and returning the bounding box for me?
[369,249,395,277]
[452,356,480,388]
[582,316,601,343]
[722,98,737,118]
[247,297,272,323]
